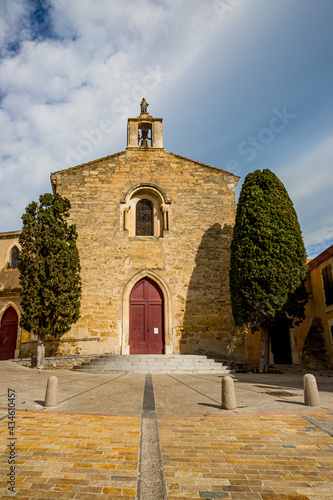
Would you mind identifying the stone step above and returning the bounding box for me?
[78,360,228,367]
[98,354,212,361]
[73,354,233,374]
[74,367,232,374]
[84,359,220,366]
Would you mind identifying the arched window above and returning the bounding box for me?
[121,183,171,237]
[136,200,153,236]
[9,247,20,269]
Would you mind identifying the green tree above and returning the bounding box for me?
[18,193,81,368]
[229,169,308,372]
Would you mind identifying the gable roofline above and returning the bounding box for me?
[51,149,240,181]
[165,151,240,179]
[51,151,127,176]
[307,245,333,273]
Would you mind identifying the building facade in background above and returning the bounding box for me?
[246,245,333,368]
[294,245,333,369]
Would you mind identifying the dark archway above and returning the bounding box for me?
[0,307,18,360]
[129,278,164,354]
[270,317,292,364]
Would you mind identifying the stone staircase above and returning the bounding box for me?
[73,354,233,374]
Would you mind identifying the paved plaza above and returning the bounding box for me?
[0,360,333,499]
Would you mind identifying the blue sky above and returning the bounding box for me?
[0,0,332,258]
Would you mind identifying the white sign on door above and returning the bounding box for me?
[154,328,159,334]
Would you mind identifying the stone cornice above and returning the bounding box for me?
[0,230,21,239]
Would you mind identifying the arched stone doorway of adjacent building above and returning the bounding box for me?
[0,307,18,360]
[129,278,164,354]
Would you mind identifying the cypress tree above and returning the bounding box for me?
[18,193,81,367]
[229,169,308,372]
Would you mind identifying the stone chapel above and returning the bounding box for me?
[0,102,246,361]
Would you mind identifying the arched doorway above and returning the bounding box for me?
[270,317,292,364]
[129,278,164,354]
[0,307,18,360]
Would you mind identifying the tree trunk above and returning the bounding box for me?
[259,326,270,373]
[36,334,45,368]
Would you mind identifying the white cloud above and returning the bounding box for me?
[0,0,223,231]
[0,0,32,56]
[1,0,333,263]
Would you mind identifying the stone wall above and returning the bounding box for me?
[51,147,245,361]
[13,355,100,369]
[294,252,333,368]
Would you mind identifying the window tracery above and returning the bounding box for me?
[136,200,153,236]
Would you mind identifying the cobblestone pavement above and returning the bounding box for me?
[0,361,332,499]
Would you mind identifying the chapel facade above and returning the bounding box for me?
[0,103,246,361]
[49,105,244,359]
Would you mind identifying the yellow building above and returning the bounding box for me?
[294,245,333,368]
[246,245,333,369]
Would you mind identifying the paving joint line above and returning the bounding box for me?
[300,413,333,437]
[0,372,123,398]
[46,372,127,407]
[137,374,166,500]
[167,374,221,404]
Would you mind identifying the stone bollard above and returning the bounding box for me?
[303,374,321,407]
[44,376,58,407]
[221,376,237,410]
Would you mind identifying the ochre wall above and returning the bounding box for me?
[309,259,333,345]
[245,329,261,365]
[294,257,333,367]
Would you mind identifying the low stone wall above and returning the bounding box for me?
[11,355,100,369]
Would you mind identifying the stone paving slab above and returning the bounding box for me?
[0,362,332,416]
[0,361,332,499]
[152,373,333,415]
[0,362,145,415]
[0,410,140,499]
[158,413,333,500]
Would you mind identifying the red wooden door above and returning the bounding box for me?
[0,307,18,360]
[129,279,164,354]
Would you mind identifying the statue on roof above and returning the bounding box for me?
[140,98,149,114]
